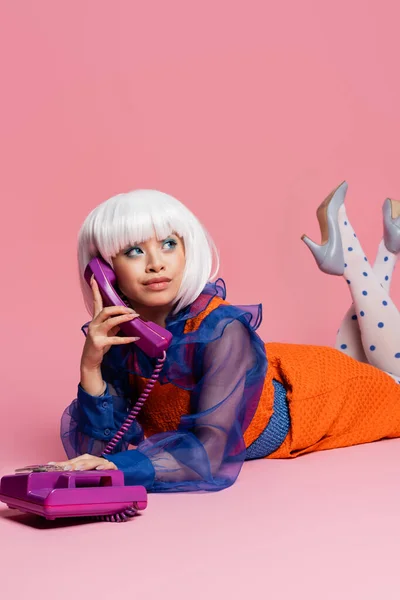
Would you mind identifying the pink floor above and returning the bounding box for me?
[1,440,400,599]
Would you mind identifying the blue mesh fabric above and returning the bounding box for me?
[246,380,290,459]
[60,279,289,492]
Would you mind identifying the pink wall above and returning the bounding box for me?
[1,0,400,465]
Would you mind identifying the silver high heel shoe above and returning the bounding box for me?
[301,181,348,276]
[383,197,400,254]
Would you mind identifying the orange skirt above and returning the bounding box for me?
[245,342,400,458]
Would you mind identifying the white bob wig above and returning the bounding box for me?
[77,189,220,317]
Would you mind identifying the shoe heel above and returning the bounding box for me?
[301,234,343,275]
[301,181,347,276]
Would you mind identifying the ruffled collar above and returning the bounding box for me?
[165,278,227,328]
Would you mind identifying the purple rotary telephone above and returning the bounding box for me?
[0,257,173,523]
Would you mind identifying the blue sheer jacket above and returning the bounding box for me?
[61,280,278,492]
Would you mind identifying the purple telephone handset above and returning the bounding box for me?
[0,257,173,523]
[84,257,172,358]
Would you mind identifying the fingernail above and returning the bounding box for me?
[63,466,70,471]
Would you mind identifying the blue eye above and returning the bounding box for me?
[163,238,177,250]
[125,246,143,257]
[124,238,177,257]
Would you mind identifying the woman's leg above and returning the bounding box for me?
[302,184,400,377]
[335,238,398,362]
[334,204,400,377]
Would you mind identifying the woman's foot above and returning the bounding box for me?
[383,197,400,254]
[301,181,347,275]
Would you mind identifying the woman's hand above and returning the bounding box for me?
[48,454,118,471]
[81,275,140,371]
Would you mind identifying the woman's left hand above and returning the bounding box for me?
[48,453,118,471]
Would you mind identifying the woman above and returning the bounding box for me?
[51,183,400,492]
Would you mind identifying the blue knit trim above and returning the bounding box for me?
[245,380,290,460]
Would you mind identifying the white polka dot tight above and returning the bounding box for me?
[335,205,400,380]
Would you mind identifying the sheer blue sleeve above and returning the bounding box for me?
[60,327,144,458]
[107,315,267,493]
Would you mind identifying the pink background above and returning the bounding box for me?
[1,1,400,598]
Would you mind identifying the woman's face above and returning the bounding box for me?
[112,233,186,312]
